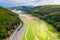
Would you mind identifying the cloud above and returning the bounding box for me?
[0,0,60,7]
[26,0,60,6]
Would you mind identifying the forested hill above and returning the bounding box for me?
[0,7,22,39]
[27,5,60,31]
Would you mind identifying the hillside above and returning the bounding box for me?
[27,5,60,31]
[0,7,22,39]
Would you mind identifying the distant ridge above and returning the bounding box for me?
[8,6,33,11]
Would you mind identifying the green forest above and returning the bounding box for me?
[27,5,60,31]
[0,7,22,39]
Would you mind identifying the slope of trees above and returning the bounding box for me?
[0,7,22,39]
[27,5,60,31]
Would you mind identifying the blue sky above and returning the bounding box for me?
[0,0,60,7]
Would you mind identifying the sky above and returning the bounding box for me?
[0,0,60,7]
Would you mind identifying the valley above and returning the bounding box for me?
[9,7,60,40]
[0,0,60,40]
[0,5,60,40]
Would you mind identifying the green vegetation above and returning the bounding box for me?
[20,15,60,40]
[35,22,60,40]
[20,17,36,40]
[0,7,22,39]
[27,5,60,31]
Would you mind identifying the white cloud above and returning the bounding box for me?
[29,0,60,6]
[0,0,60,7]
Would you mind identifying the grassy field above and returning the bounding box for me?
[20,15,60,40]
[34,21,60,40]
